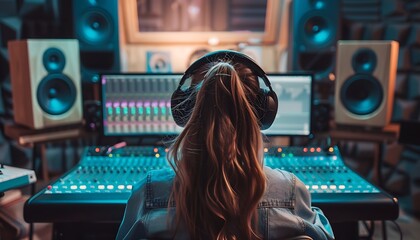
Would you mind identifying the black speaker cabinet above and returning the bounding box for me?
[288,0,340,82]
[8,39,82,129]
[335,40,399,128]
[72,0,120,85]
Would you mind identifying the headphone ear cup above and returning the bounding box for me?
[257,89,278,130]
[171,87,196,127]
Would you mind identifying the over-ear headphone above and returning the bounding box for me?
[171,50,278,130]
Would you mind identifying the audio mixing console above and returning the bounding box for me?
[24,146,398,223]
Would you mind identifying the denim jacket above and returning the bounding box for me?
[116,167,335,240]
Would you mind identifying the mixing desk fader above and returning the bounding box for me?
[24,145,398,223]
[44,146,170,195]
[264,146,380,194]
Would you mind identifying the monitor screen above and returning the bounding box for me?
[262,74,313,136]
[101,73,312,137]
[101,73,183,136]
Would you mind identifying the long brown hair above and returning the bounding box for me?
[168,61,266,239]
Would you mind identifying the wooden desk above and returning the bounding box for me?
[4,124,85,182]
[329,124,400,187]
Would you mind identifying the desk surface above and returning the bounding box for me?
[4,124,86,146]
[329,124,400,142]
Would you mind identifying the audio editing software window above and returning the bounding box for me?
[262,74,313,136]
[101,74,184,136]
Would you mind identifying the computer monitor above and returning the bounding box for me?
[101,73,183,136]
[262,74,313,136]
[101,73,312,137]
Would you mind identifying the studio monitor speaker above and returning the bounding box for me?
[72,0,120,85]
[335,40,399,128]
[288,0,340,82]
[8,39,82,129]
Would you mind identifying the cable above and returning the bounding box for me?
[390,220,403,240]
[359,220,375,240]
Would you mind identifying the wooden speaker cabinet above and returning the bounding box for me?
[334,40,399,128]
[8,39,82,129]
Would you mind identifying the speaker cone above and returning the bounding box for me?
[79,9,113,44]
[340,74,383,115]
[301,12,335,47]
[43,48,66,72]
[37,74,77,115]
[352,48,377,73]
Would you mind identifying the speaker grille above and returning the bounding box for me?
[79,8,114,45]
[340,74,383,115]
[300,12,336,48]
[37,74,77,115]
[351,48,377,73]
[43,47,66,72]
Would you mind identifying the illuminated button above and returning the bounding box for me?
[305,185,309,189]
[277,148,282,153]
[95,148,100,153]
[310,148,315,152]
[155,153,160,158]
[303,147,308,152]
[329,185,337,190]
[154,148,159,153]
[264,148,268,153]
[332,156,337,160]
[47,185,52,190]
[98,185,105,190]
[312,185,319,190]
[321,185,328,190]
[118,185,125,190]
[80,185,87,190]
[127,185,133,190]
[328,147,334,153]
[70,185,77,190]
[316,147,321,152]
[107,185,114,190]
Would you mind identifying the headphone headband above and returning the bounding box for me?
[172,49,278,129]
[178,50,272,89]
